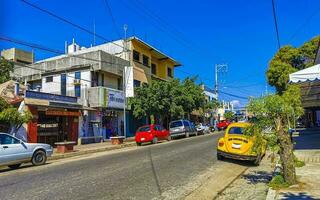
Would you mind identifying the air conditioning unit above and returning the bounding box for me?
[74,79,81,85]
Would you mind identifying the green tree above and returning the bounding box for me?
[224,111,234,121]
[0,56,14,84]
[246,85,304,185]
[267,36,320,94]
[129,77,205,124]
[0,99,32,135]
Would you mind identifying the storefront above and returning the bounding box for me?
[87,87,127,140]
[25,90,82,146]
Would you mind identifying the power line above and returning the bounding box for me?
[103,0,121,38]
[20,0,124,50]
[271,0,281,49]
[1,35,214,85]
[219,91,248,100]
[287,6,320,44]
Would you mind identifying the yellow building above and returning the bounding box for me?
[127,37,181,86]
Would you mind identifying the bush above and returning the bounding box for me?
[268,174,290,190]
[294,157,305,168]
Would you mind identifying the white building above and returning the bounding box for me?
[15,40,130,144]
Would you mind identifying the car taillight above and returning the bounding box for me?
[218,141,224,147]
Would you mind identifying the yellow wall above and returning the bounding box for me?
[130,40,175,83]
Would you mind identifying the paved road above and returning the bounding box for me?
[0,133,225,200]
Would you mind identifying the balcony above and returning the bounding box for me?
[88,87,124,109]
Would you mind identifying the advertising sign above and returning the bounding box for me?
[125,66,134,97]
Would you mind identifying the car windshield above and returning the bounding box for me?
[228,127,244,134]
[137,126,151,132]
[170,121,183,128]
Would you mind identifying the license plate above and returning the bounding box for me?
[141,138,145,141]
[232,143,241,149]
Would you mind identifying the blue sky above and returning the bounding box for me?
[1,0,320,106]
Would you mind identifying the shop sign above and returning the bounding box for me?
[108,89,124,109]
[125,66,134,97]
[26,90,77,103]
[45,110,80,116]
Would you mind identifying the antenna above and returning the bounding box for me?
[93,19,96,46]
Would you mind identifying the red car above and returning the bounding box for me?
[216,120,231,131]
[135,124,170,146]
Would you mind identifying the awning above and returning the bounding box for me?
[289,64,320,83]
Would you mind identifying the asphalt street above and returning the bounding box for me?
[0,132,228,200]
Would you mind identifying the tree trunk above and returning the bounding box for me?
[276,118,296,185]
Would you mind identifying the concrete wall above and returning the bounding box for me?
[1,48,34,64]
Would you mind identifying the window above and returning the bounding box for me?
[134,79,141,87]
[0,134,20,145]
[101,73,105,87]
[133,50,140,62]
[137,126,150,132]
[167,67,173,78]
[142,55,149,67]
[151,63,157,75]
[183,120,190,127]
[170,121,183,128]
[61,74,66,96]
[228,127,244,135]
[74,72,81,97]
[45,76,53,83]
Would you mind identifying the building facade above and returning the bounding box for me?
[13,42,130,144]
[79,36,181,86]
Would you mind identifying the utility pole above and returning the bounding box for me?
[122,24,128,138]
[214,64,228,100]
[214,64,227,123]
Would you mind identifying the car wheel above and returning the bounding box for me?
[185,132,190,138]
[167,135,172,141]
[217,153,223,160]
[217,128,221,131]
[152,137,158,144]
[8,163,22,169]
[253,154,262,166]
[136,142,142,146]
[31,150,47,166]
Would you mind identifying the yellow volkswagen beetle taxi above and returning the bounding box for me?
[217,122,266,165]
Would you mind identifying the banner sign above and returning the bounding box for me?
[45,110,80,116]
[125,66,134,97]
[26,90,77,103]
[108,89,124,109]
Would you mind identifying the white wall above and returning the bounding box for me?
[41,70,91,101]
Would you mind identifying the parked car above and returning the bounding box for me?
[216,122,267,165]
[0,133,53,169]
[196,123,210,134]
[135,124,170,146]
[169,120,197,139]
[216,120,231,131]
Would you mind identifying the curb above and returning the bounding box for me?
[266,188,277,200]
[48,142,137,161]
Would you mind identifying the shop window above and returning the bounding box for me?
[46,76,53,83]
[61,74,66,96]
[167,67,173,78]
[151,63,157,75]
[142,55,149,67]
[133,50,140,62]
[134,79,141,87]
[74,71,81,97]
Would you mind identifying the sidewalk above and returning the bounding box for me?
[293,128,320,163]
[49,138,137,161]
[276,163,320,199]
[266,128,320,200]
